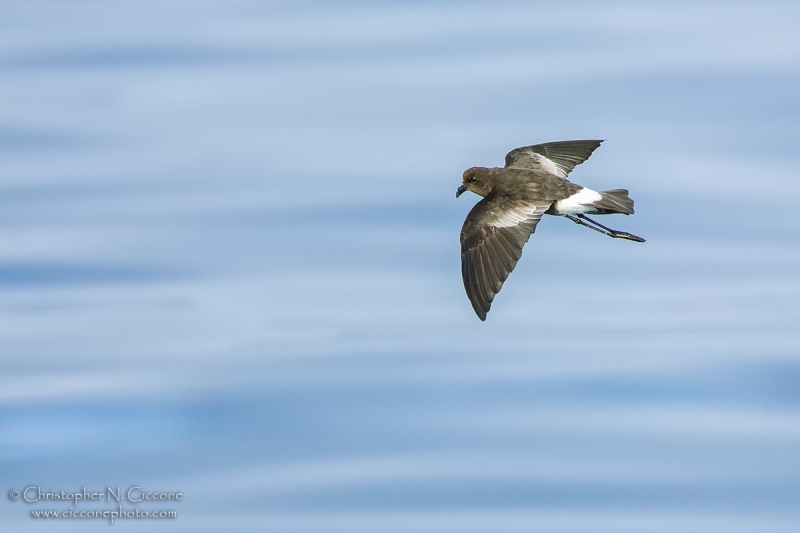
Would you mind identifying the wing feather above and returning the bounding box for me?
[504,140,604,179]
[486,238,512,274]
[460,193,552,320]
[470,250,491,313]
[461,254,481,313]
[479,245,502,294]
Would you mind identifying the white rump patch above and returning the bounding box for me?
[555,187,602,214]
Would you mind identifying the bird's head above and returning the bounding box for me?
[456,167,493,198]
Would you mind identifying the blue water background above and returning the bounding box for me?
[1,1,799,531]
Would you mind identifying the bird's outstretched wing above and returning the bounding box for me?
[504,140,603,179]
[460,193,552,320]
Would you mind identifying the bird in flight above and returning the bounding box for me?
[457,140,644,320]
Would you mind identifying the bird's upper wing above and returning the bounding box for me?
[504,140,604,180]
[460,193,552,320]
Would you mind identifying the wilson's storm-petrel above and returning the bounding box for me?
[457,140,645,320]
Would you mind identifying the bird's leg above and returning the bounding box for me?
[568,214,646,243]
[578,214,646,242]
[576,214,620,233]
[565,214,612,237]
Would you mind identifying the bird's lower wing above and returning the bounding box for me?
[460,196,552,320]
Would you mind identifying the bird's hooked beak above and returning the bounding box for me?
[456,184,467,198]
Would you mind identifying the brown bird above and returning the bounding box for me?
[457,140,645,320]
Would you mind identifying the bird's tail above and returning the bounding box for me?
[594,189,634,215]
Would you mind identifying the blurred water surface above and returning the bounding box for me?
[1,1,799,531]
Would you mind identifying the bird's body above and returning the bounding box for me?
[457,140,644,321]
